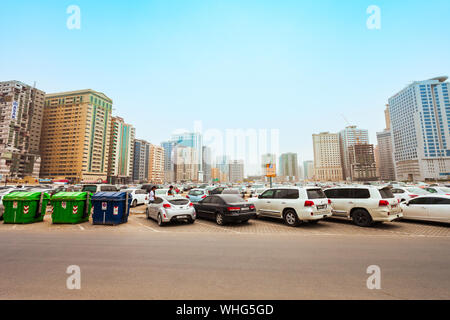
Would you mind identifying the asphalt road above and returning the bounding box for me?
[0,211,449,300]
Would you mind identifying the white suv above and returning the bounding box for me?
[324,186,402,227]
[253,187,332,227]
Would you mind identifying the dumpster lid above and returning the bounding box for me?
[3,191,51,201]
[91,191,130,201]
[51,192,89,201]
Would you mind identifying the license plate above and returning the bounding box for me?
[177,215,187,219]
[241,207,249,211]
[316,205,326,210]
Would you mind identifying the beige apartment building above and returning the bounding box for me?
[40,89,113,183]
[312,132,343,181]
[148,144,164,184]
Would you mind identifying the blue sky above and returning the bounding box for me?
[1,0,449,172]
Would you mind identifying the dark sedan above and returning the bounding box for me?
[194,194,256,225]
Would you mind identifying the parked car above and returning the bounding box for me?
[194,194,256,225]
[186,188,208,203]
[81,184,118,193]
[391,186,431,203]
[124,189,149,207]
[209,187,225,195]
[146,196,195,226]
[222,188,241,195]
[140,184,158,194]
[155,188,170,196]
[324,186,403,227]
[424,186,450,196]
[400,195,450,223]
[252,187,332,227]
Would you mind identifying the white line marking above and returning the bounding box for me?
[12,225,17,229]
[135,220,161,232]
[78,225,85,231]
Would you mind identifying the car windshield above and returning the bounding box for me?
[223,189,239,194]
[307,189,326,199]
[379,188,395,199]
[189,190,204,196]
[168,199,189,205]
[406,188,429,195]
[220,195,244,203]
[82,185,97,193]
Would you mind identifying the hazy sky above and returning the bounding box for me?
[1,0,449,174]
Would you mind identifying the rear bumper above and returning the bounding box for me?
[223,212,256,222]
[372,212,403,222]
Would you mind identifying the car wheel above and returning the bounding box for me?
[188,218,195,224]
[157,213,165,226]
[132,199,137,207]
[352,209,372,227]
[216,212,225,226]
[283,209,299,227]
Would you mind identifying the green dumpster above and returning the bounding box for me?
[51,192,92,224]
[2,192,50,224]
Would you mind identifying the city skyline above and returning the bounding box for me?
[2,1,450,162]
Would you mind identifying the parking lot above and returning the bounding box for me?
[1,205,449,238]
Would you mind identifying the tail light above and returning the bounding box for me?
[249,205,255,210]
[145,197,148,200]
[304,200,315,207]
[227,207,240,211]
[189,203,194,207]
[186,195,190,198]
[379,200,389,207]
[163,204,171,208]
[328,199,331,204]
[202,195,207,198]
[409,194,418,198]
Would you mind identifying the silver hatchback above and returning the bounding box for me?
[146,196,196,226]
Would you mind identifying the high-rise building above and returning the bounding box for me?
[389,76,450,181]
[216,155,230,182]
[229,160,244,182]
[376,130,396,181]
[133,139,150,182]
[376,104,396,181]
[161,140,176,183]
[148,144,164,184]
[107,117,135,184]
[279,153,299,182]
[312,132,343,181]
[339,126,369,180]
[202,146,212,183]
[0,81,45,181]
[303,160,314,180]
[174,146,198,182]
[171,132,203,180]
[348,144,378,181]
[40,89,112,183]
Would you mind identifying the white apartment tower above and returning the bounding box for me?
[388,76,450,181]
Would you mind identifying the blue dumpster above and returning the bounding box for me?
[91,192,132,225]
